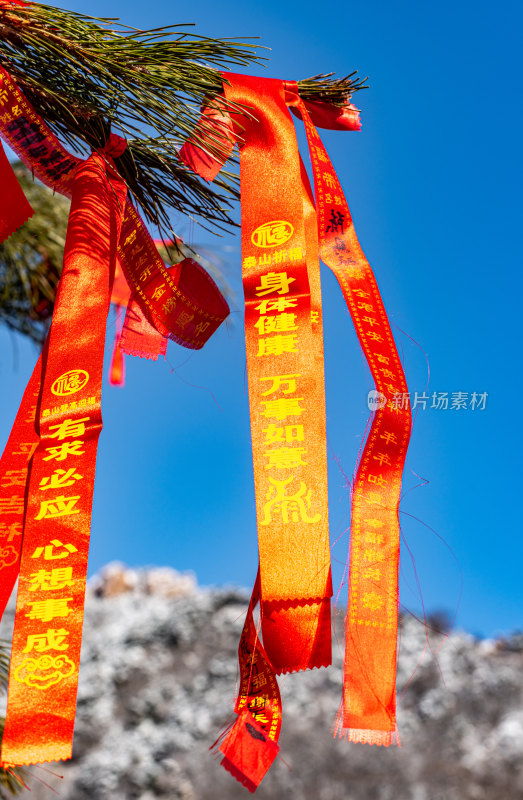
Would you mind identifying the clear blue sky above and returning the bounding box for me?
[1,0,522,638]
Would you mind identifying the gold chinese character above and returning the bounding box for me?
[0,496,24,515]
[260,397,304,420]
[29,567,73,592]
[195,321,210,337]
[367,492,383,505]
[243,256,257,269]
[26,598,73,623]
[363,566,381,581]
[364,518,384,529]
[163,297,176,314]
[263,424,304,445]
[260,374,300,396]
[31,539,78,560]
[251,673,267,690]
[363,549,385,564]
[39,468,83,491]
[288,247,303,262]
[48,417,89,442]
[22,628,70,653]
[363,531,385,546]
[43,441,85,462]
[362,592,384,612]
[0,521,22,542]
[0,470,26,488]
[255,313,297,335]
[255,297,298,314]
[255,272,296,297]
[380,369,396,380]
[35,495,81,521]
[380,431,397,446]
[257,335,298,357]
[261,476,321,525]
[12,442,38,460]
[152,283,166,301]
[373,453,391,467]
[264,447,308,470]
[177,311,194,328]
[367,474,386,487]
[272,250,288,264]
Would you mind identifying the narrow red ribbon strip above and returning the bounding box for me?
[218,573,282,793]
[292,92,412,742]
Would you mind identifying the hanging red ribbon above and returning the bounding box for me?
[1,149,127,766]
[217,573,282,793]
[181,73,412,773]
[0,67,231,767]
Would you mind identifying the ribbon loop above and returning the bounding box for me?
[98,133,127,159]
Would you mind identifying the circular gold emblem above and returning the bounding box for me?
[251,220,294,248]
[51,369,89,396]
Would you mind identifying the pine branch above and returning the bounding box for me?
[297,72,368,106]
[0,3,264,233]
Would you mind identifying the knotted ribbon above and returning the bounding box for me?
[180,73,411,786]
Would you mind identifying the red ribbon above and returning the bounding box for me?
[181,73,412,785]
[0,66,230,766]
[1,150,127,766]
[0,139,33,241]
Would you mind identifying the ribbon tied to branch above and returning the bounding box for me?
[181,73,411,789]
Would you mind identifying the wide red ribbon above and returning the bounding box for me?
[1,150,126,766]
[0,66,230,766]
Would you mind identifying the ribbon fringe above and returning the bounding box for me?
[332,706,400,747]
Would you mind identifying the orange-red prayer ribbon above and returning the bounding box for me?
[292,91,412,744]
[222,74,333,676]
[1,150,127,766]
[217,573,282,793]
[0,66,230,767]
